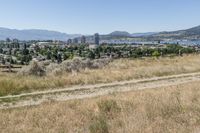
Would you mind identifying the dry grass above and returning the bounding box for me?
[1,54,200,96]
[1,81,200,132]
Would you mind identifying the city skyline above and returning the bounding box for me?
[0,0,200,34]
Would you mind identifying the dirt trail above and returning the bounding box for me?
[1,72,200,109]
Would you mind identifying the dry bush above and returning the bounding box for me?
[46,58,112,75]
[86,58,112,69]
[60,57,87,72]
[18,58,111,76]
[42,60,51,66]
[18,61,46,76]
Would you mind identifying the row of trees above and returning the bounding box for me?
[37,44,196,61]
[0,43,197,65]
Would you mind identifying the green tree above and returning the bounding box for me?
[57,53,62,64]
[88,50,95,59]
[152,51,160,58]
[46,51,52,60]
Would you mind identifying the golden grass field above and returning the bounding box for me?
[1,54,200,96]
[1,81,200,133]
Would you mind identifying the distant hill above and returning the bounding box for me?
[131,32,157,37]
[169,25,200,36]
[152,25,200,39]
[185,25,200,35]
[1,25,200,41]
[106,26,200,40]
[0,27,81,41]
[85,26,200,41]
[109,31,131,37]
[109,31,157,37]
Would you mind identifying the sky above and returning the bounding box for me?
[0,0,200,34]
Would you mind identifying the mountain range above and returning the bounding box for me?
[0,25,200,41]
[108,25,200,40]
[109,31,157,37]
[151,25,200,40]
[0,27,81,41]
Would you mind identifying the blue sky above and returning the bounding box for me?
[0,0,200,34]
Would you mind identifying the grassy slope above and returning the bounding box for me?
[1,81,200,133]
[1,54,200,96]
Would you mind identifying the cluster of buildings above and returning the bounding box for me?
[67,33,100,45]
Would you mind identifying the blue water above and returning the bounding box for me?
[161,40,200,46]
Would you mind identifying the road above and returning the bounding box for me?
[1,72,200,109]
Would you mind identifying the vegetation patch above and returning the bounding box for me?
[18,58,112,76]
[1,82,200,132]
[97,99,120,115]
[89,115,109,133]
[18,61,46,76]
[1,55,200,96]
[46,57,112,75]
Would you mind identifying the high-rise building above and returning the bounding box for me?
[94,33,100,45]
[73,38,79,44]
[81,36,86,44]
[67,39,72,44]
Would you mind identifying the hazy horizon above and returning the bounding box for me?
[0,25,198,35]
[0,0,200,34]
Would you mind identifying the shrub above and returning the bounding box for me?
[89,115,109,133]
[18,58,112,76]
[61,57,85,72]
[46,63,60,74]
[18,61,46,76]
[47,58,112,75]
[88,58,111,69]
[152,51,160,58]
[97,99,120,114]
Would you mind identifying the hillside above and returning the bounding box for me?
[88,25,200,41]
[152,25,200,39]
[109,31,131,37]
[0,27,81,41]
[1,25,200,41]
[131,32,157,37]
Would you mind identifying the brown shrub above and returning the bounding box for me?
[47,58,112,75]
[18,58,111,76]
[18,61,46,76]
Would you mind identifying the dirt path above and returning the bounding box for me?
[1,72,200,109]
